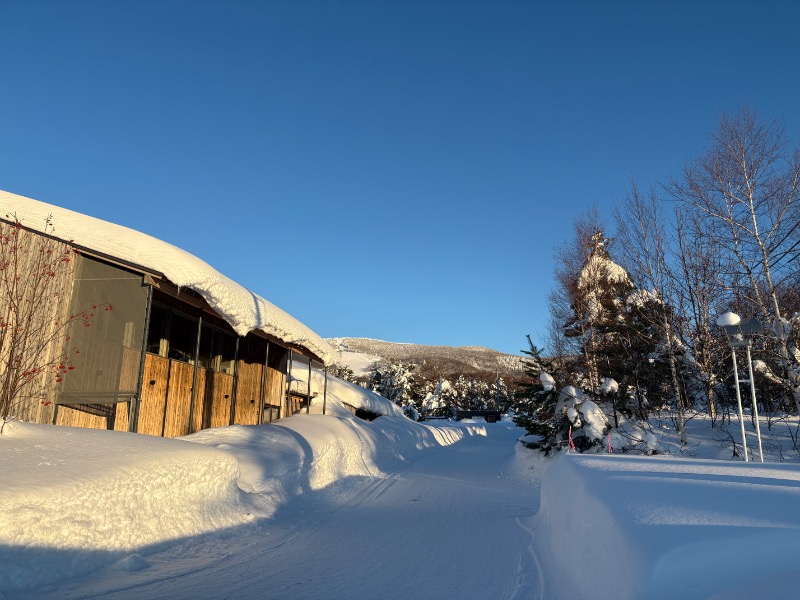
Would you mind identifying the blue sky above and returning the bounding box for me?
[2,1,799,356]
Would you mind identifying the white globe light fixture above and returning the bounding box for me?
[716,312,741,327]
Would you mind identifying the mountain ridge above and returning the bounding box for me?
[328,337,527,384]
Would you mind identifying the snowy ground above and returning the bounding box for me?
[1,416,539,600]
[3,376,800,599]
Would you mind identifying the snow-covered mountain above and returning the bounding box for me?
[328,337,527,381]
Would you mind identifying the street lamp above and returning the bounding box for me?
[716,312,764,463]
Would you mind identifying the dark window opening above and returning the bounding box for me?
[198,324,237,373]
[168,312,197,363]
[145,303,199,364]
[146,304,168,355]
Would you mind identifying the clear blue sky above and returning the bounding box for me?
[1,1,799,355]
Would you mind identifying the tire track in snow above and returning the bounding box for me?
[27,425,543,600]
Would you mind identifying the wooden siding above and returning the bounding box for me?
[47,340,299,435]
[113,402,130,431]
[163,360,194,437]
[55,402,129,430]
[234,360,262,426]
[138,354,169,436]
[289,393,307,415]
[265,364,286,419]
[207,371,234,428]
[55,405,106,429]
[190,367,207,433]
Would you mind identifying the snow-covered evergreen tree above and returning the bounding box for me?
[558,230,678,419]
[564,230,635,392]
[329,364,357,384]
[514,348,610,454]
[367,362,415,408]
[488,376,512,410]
[422,379,457,417]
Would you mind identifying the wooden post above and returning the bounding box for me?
[286,349,293,418]
[259,341,270,424]
[229,337,240,426]
[323,366,328,415]
[130,283,153,433]
[307,358,312,414]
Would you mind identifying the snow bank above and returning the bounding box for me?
[534,453,800,600]
[0,369,485,595]
[312,370,405,418]
[0,190,334,364]
[0,421,253,591]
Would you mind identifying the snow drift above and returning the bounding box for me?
[0,375,484,593]
[533,453,800,600]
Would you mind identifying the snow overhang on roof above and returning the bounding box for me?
[1,190,335,365]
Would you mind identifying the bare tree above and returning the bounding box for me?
[672,208,730,424]
[668,107,800,414]
[614,182,689,443]
[0,215,96,431]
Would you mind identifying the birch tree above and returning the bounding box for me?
[668,108,800,414]
[614,183,689,443]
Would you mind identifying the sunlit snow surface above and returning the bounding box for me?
[4,372,800,599]
[535,453,800,600]
[0,190,335,364]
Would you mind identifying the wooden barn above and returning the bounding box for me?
[1,190,335,437]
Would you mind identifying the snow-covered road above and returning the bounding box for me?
[25,424,542,600]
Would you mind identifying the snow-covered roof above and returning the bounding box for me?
[0,190,335,364]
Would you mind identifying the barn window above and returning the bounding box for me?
[198,325,237,373]
[145,303,198,364]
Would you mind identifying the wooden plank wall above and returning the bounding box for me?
[113,403,130,431]
[265,364,286,419]
[208,372,234,428]
[190,368,208,433]
[234,360,262,426]
[47,337,297,436]
[289,394,305,415]
[137,354,169,436]
[54,403,130,431]
[55,405,103,429]
[163,360,194,437]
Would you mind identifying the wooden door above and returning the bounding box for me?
[138,354,169,436]
[208,371,234,428]
[163,360,195,437]
[190,367,208,433]
[234,360,262,425]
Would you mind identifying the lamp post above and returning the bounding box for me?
[716,312,764,463]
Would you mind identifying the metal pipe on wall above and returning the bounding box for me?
[188,315,203,434]
[130,282,154,434]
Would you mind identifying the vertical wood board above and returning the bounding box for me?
[234,360,262,425]
[137,354,168,436]
[163,360,194,437]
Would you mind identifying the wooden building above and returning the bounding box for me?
[1,191,334,437]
